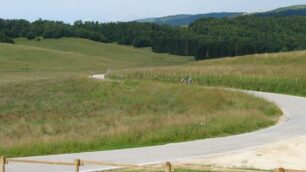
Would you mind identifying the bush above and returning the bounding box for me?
[0,32,14,44]
[26,32,36,40]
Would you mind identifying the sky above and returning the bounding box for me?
[1,0,306,23]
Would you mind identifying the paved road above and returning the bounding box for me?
[6,76,306,172]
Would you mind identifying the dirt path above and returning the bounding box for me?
[181,136,306,170]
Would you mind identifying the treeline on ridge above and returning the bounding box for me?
[1,16,306,60]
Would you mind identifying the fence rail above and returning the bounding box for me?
[1,156,305,172]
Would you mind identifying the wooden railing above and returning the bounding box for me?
[1,156,305,172]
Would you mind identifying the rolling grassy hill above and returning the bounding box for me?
[0,38,281,157]
[14,38,192,70]
[0,38,191,84]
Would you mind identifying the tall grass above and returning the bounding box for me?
[0,78,280,157]
[109,70,306,96]
[108,50,306,96]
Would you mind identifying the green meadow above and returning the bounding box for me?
[1,38,191,84]
[0,38,281,157]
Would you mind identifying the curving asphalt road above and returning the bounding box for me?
[6,75,306,172]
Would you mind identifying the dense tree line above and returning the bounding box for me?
[188,16,306,59]
[1,16,306,60]
[151,16,306,60]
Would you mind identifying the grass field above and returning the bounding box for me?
[14,38,192,70]
[0,79,280,157]
[0,38,191,84]
[0,38,281,157]
[108,51,306,96]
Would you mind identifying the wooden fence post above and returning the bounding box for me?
[165,162,172,172]
[74,159,80,172]
[0,156,5,172]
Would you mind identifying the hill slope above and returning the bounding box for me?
[0,38,191,83]
[271,4,306,12]
[136,12,241,26]
[256,4,306,17]
[14,38,191,70]
[135,4,306,26]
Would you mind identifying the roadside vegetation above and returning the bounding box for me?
[108,51,306,96]
[0,79,280,157]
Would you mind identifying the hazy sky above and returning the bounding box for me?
[1,0,306,23]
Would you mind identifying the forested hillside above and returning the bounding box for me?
[135,5,306,26]
[270,4,306,12]
[1,15,306,60]
[136,12,241,26]
[256,8,306,17]
[174,16,306,59]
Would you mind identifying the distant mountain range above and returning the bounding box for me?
[270,4,306,12]
[255,4,306,17]
[135,4,306,26]
[136,13,241,26]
